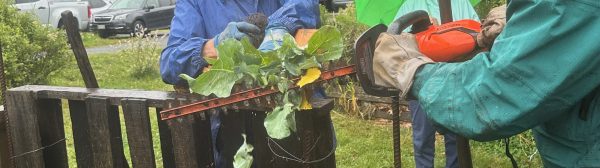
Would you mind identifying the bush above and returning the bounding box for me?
[475,0,507,18]
[0,0,70,88]
[117,33,164,79]
[320,4,369,63]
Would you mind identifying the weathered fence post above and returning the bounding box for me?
[61,11,99,88]
[122,98,156,168]
[164,100,207,168]
[0,42,10,168]
[85,96,127,168]
[37,99,68,168]
[154,106,176,168]
[5,91,44,168]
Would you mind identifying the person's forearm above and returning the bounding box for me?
[160,37,209,85]
[267,0,319,33]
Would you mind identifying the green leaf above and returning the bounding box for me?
[183,39,242,97]
[182,71,239,97]
[277,79,289,93]
[264,103,296,139]
[205,58,218,65]
[307,26,344,62]
[240,38,262,65]
[235,63,261,81]
[233,134,254,168]
[298,56,320,70]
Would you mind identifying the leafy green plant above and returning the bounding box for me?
[0,0,69,92]
[181,26,343,166]
[320,4,367,118]
[117,33,164,79]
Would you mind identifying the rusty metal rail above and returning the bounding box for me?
[160,65,356,120]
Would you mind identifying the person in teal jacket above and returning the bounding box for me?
[372,0,600,167]
[393,0,479,167]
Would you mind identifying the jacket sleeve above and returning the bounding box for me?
[159,0,209,85]
[410,0,600,141]
[267,0,319,33]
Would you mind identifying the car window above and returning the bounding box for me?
[169,0,175,5]
[85,0,107,8]
[15,0,39,4]
[109,0,143,9]
[158,0,169,7]
[145,0,158,8]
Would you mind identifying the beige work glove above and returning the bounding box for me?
[373,33,434,98]
[477,5,507,48]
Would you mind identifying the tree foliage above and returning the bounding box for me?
[0,0,70,89]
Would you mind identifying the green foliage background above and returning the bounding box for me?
[0,0,69,90]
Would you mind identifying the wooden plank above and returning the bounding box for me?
[312,103,336,168]
[0,109,9,168]
[192,112,214,167]
[68,100,94,168]
[250,111,273,168]
[216,110,247,168]
[122,99,156,168]
[85,97,127,168]
[37,99,68,168]
[11,85,175,108]
[296,109,315,168]
[154,107,175,168]
[5,90,44,168]
[61,11,99,88]
[165,100,199,168]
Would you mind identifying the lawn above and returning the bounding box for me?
[80,32,127,48]
[47,48,542,167]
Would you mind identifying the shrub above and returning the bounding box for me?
[320,4,369,63]
[320,5,368,117]
[0,0,69,94]
[117,33,164,79]
[475,0,507,18]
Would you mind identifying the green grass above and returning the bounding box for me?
[48,51,542,167]
[80,32,128,48]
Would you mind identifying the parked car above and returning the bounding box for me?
[89,0,175,38]
[84,0,113,15]
[13,0,91,30]
[320,0,353,12]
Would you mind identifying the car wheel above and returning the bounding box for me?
[132,20,146,37]
[98,30,112,38]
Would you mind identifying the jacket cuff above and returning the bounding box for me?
[267,17,299,34]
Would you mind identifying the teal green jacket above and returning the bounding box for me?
[411,0,600,167]
[394,0,479,23]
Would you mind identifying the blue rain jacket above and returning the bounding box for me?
[160,0,319,85]
[411,0,600,167]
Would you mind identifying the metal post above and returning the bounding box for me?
[391,96,401,168]
[438,0,453,24]
[438,0,473,167]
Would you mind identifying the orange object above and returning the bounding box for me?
[415,19,481,62]
[295,29,318,47]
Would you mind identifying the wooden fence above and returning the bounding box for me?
[3,85,336,168]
